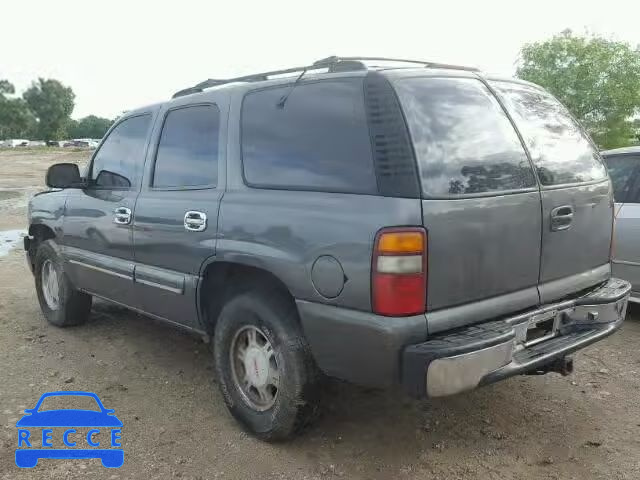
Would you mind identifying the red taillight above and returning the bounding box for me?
[372,227,427,316]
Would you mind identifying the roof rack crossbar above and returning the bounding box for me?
[172,56,478,98]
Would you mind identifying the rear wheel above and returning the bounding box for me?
[213,289,320,440]
[34,240,92,327]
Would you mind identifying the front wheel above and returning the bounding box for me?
[213,290,320,440]
[34,240,92,327]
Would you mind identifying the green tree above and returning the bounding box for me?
[0,80,15,96]
[633,118,640,142]
[0,79,37,139]
[68,115,113,139]
[517,30,640,149]
[23,78,75,141]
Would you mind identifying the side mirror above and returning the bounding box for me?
[94,170,131,188]
[46,163,84,189]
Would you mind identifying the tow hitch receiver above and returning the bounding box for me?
[526,356,574,376]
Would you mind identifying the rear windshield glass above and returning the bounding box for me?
[493,82,607,186]
[393,77,536,197]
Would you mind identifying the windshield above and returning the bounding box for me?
[37,395,101,412]
[492,81,607,186]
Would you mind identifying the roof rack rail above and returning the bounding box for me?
[171,56,478,98]
[313,56,479,72]
[171,60,366,98]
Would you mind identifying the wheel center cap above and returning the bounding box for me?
[244,347,269,387]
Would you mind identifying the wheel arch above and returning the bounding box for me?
[197,258,297,334]
[29,223,56,242]
[27,223,57,270]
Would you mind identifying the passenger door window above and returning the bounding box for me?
[393,77,536,196]
[153,105,220,188]
[241,79,377,194]
[604,155,640,203]
[605,155,640,203]
[90,114,151,189]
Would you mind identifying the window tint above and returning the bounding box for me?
[493,82,607,186]
[153,105,220,188]
[91,114,151,188]
[241,80,376,193]
[604,155,639,202]
[394,77,535,196]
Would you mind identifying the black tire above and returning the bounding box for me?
[213,289,320,440]
[34,240,92,327]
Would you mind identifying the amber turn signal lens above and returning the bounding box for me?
[377,231,424,254]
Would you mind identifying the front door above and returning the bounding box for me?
[494,81,612,303]
[604,152,640,296]
[132,101,225,329]
[62,112,155,308]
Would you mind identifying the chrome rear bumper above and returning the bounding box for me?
[402,277,631,398]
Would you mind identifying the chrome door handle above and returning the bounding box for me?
[113,207,132,225]
[184,211,207,232]
[550,205,573,231]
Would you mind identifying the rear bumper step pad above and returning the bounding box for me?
[402,277,631,398]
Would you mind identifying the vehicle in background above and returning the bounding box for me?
[63,139,100,148]
[2,139,29,147]
[25,56,631,440]
[603,146,640,302]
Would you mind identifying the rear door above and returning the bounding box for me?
[132,101,225,329]
[393,75,543,332]
[494,82,612,303]
[604,153,640,296]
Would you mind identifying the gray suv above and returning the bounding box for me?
[25,56,631,440]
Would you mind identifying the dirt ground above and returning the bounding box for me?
[1,148,639,480]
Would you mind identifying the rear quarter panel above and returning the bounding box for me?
[217,190,422,310]
[220,88,423,311]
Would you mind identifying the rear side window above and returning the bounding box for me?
[241,79,377,193]
[153,105,220,188]
[91,114,151,188]
[603,155,639,202]
[394,77,535,197]
[493,82,607,186]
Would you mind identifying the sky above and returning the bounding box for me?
[2,0,639,119]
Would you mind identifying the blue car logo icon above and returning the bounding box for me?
[15,391,123,468]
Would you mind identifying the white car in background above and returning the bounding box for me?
[2,139,29,147]
[70,138,100,148]
[603,146,640,302]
